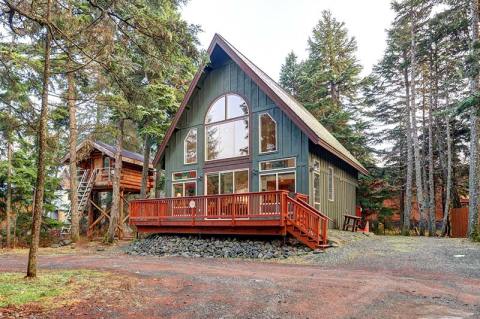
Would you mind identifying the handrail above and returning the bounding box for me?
[285,196,329,246]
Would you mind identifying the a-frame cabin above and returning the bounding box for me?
[129,34,367,248]
[62,140,155,238]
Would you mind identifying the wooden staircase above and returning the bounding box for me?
[285,196,330,249]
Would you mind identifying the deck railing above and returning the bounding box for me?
[130,191,287,224]
[130,190,329,247]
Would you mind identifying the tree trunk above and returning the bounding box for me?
[409,13,428,236]
[140,134,151,199]
[402,51,413,236]
[106,118,124,243]
[427,59,436,236]
[67,62,80,242]
[441,98,452,236]
[468,0,480,238]
[6,136,12,248]
[27,0,51,278]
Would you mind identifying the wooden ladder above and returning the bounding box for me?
[62,169,97,235]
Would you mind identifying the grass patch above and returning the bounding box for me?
[0,270,106,308]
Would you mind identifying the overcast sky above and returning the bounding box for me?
[181,0,396,81]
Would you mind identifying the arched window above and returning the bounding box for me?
[259,113,277,153]
[184,128,197,164]
[205,94,249,161]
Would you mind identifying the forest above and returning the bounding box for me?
[0,0,479,278]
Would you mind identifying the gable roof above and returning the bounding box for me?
[153,34,367,175]
[62,140,153,168]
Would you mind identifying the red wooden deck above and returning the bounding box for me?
[130,191,330,249]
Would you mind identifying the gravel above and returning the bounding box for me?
[124,234,316,259]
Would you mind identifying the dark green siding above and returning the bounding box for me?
[159,57,358,228]
[162,58,309,196]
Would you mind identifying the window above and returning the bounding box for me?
[103,157,111,168]
[184,128,197,164]
[205,169,249,195]
[259,113,277,153]
[313,172,321,210]
[260,172,296,193]
[328,166,334,201]
[172,170,197,181]
[259,158,296,171]
[172,170,197,197]
[205,94,249,161]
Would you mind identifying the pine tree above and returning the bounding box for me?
[279,51,300,96]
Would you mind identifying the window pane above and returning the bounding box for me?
[328,167,334,201]
[206,174,219,195]
[227,94,248,119]
[234,170,249,193]
[173,170,196,181]
[278,172,295,192]
[260,113,277,153]
[173,183,183,197]
[260,158,295,171]
[220,172,234,194]
[314,173,321,203]
[260,174,277,192]
[207,120,249,160]
[206,96,225,123]
[184,128,197,164]
[313,160,320,172]
[184,182,196,197]
[234,119,249,156]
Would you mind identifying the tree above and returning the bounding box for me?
[279,51,300,97]
[467,0,480,238]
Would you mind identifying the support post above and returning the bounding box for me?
[87,192,94,240]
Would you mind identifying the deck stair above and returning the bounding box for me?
[285,196,330,249]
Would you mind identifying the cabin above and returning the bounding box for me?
[62,140,155,238]
[130,34,367,248]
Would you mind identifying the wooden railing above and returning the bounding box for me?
[285,196,329,246]
[130,191,288,225]
[130,191,329,248]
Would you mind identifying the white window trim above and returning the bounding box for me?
[204,93,250,162]
[172,180,197,197]
[313,171,321,208]
[205,168,250,195]
[259,157,296,172]
[184,128,198,165]
[258,112,277,154]
[172,170,197,182]
[328,166,335,202]
[259,170,296,193]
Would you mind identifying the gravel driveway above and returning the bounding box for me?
[1,233,479,319]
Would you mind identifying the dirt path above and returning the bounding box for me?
[1,236,479,318]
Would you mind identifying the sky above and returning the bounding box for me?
[181,0,396,81]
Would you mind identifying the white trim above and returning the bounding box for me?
[259,170,296,193]
[328,166,335,202]
[184,128,198,165]
[259,157,296,172]
[313,171,321,209]
[205,168,250,195]
[258,112,277,154]
[172,180,197,197]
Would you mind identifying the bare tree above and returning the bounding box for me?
[6,136,13,248]
[140,135,151,198]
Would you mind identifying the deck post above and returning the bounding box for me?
[87,192,94,240]
[280,191,287,226]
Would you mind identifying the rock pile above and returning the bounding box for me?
[124,234,317,259]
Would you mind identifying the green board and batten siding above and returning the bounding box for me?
[162,58,309,196]
[160,57,358,226]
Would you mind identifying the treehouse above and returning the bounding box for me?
[129,34,368,248]
[62,140,155,238]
